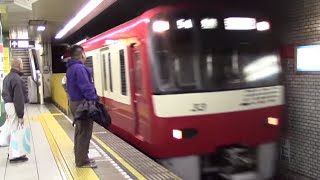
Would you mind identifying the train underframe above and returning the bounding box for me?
[159,142,277,180]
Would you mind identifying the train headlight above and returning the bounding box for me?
[172,129,198,139]
[152,20,170,33]
[173,130,183,139]
[267,117,279,126]
[257,21,270,31]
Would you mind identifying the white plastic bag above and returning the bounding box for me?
[0,120,11,147]
[9,125,31,159]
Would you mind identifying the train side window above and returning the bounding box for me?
[86,56,94,82]
[119,49,127,96]
[108,53,113,92]
[85,56,93,68]
[102,54,108,91]
[134,49,142,93]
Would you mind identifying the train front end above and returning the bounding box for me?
[147,7,284,180]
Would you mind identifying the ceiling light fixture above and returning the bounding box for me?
[55,0,104,39]
[75,38,87,45]
[37,26,46,32]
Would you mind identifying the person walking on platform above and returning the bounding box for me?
[66,45,98,168]
[1,57,28,162]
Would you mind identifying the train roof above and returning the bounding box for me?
[82,5,179,51]
[81,3,273,51]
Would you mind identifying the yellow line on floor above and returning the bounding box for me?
[92,135,147,180]
[35,115,72,180]
[45,110,147,180]
[51,113,63,116]
[37,114,99,180]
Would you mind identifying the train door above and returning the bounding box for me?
[132,44,143,135]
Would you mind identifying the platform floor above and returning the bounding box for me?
[0,104,180,180]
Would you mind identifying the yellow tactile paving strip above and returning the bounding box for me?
[92,135,146,180]
[33,113,99,180]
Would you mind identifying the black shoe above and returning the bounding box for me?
[76,162,98,168]
[86,158,95,163]
[9,156,28,163]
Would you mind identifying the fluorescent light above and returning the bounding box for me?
[224,17,256,30]
[75,38,87,45]
[176,19,193,29]
[37,26,46,32]
[55,0,103,39]
[152,20,170,33]
[257,21,270,31]
[201,18,218,29]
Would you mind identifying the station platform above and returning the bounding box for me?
[0,104,180,180]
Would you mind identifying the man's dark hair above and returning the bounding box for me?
[70,45,84,58]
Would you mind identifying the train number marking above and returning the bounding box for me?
[191,103,207,112]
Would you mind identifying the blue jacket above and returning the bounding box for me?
[66,59,97,101]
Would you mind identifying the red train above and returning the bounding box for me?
[81,5,283,180]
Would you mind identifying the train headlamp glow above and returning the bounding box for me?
[224,17,257,30]
[268,117,279,126]
[172,130,183,139]
[257,21,270,31]
[201,18,218,29]
[177,19,193,29]
[152,20,170,32]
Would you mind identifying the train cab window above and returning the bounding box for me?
[158,51,171,81]
[102,54,108,91]
[150,12,281,94]
[134,50,142,92]
[156,51,175,88]
[108,53,113,92]
[173,54,197,88]
[119,49,127,96]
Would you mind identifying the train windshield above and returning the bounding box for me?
[149,11,281,95]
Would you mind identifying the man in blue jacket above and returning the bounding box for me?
[66,45,97,168]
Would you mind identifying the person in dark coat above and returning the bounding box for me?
[66,45,97,168]
[1,57,29,162]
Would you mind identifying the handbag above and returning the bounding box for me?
[9,124,31,159]
[94,101,111,129]
[0,119,11,147]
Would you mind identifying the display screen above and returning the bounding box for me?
[296,44,320,72]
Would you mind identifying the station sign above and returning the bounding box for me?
[10,40,35,49]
